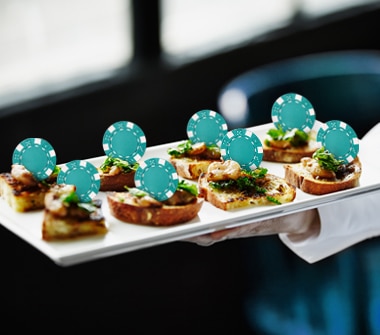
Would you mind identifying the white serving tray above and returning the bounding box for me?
[1,123,379,266]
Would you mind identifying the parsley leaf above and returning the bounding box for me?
[167,140,193,157]
[266,127,309,147]
[210,167,268,193]
[177,180,198,196]
[61,191,80,204]
[167,140,220,158]
[126,180,198,198]
[61,191,97,213]
[100,156,138,173]
[312,147,344,172]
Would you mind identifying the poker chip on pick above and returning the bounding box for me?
[220,128,263,170]
[57,160,100,202]
[317,120,359,163]
[271,93,316,132]
[12,138,57,181]
[134,158,179,201]
[187,109,228,146]
[102,121,146,163]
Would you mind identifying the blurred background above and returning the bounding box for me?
[1,0,380,333]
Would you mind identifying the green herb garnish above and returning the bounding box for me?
[177,180,198,196]
[312,147,344,172]
[167,140,220,158]
[39,165,61,187]
[209,167,282,205]
[62,191,80,204]
[167,140,193,157]
[266,196,281,205]
[61,191,97,213]
[100,156,138,173]
[209,167,268,193]
[266,127,309,147]
[52,165,61,175]
[125,180,198,198]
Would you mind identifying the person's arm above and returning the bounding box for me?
[280,192,380,263]
[184,208,321,246]
[186,191,380,262]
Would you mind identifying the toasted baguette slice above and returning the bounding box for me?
[283,157,362,195]
[98,157,137,191]
[168,141,222,180]
[198,172,296,211]
[0,172,50,212]
[42,184,107,241]
[263,140,320,163]
[169,157,219,180]
[99,170,135,191]
[107,191,204,226]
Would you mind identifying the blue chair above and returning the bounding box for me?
[217,50,380,138]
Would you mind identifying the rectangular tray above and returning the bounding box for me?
[1,123,379,266]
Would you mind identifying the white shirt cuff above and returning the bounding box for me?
[279,193,380,263]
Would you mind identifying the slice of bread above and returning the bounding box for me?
[283,157,362,195]
[99,170,135,191]
[169,157,218,180]
[42,184,107,241]
[0,165,54,212]
[0,172,48,212]
[168,141,222,180]
[107,191,204,226]
[98,157,137,191]
[262,127,320,163]
[263,140,320,163]
[198,171,296,211]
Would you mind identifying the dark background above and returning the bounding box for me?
[1,3,380,333]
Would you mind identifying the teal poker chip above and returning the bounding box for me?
[12,138,57,181]
[186,109,228,146]
[317,120,359,163]
[57,160,100,202]
[103,121,146,163]
[134,158,179,201]
[220,128,263,170]
[272,93,316,132]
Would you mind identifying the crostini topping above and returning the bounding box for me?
[177,180,198,197]
[10,164,59,188]
[11,164,38,187]
[207,160,268,192]
[312,147,344,172]
[168,140,221,160]
[265,127,309,148]
[45,184,100,218]
[301,157,336,180]
[206,160,241,181]
[118,191,162,207]
[163,188,197,206]
[100,156,139,174]
[123,179,198,207]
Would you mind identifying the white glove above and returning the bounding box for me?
[184,209,320,246]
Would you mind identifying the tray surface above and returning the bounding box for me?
[1,123,379,266]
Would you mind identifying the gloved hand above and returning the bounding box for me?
[184,209,320,246]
